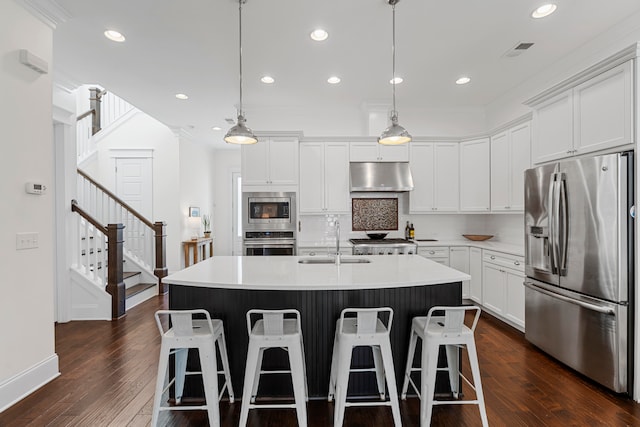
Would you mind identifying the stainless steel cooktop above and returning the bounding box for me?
[349,238,418,255]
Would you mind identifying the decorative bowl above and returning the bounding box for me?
[366,233,389,240]
[462,234,494,241]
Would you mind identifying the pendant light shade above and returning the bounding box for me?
[225,0,257,145]
[379,0,411,145]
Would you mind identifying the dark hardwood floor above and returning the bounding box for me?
[2,293,640,426]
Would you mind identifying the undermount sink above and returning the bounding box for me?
[416,239,438,242]
[298,257,371,264]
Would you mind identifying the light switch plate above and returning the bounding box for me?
[16,232,39,250]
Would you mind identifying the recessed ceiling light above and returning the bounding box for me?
[175,93,189,100]
[310,29,329,41]
[456,76,471,85]
[390,77,403,85]
[212,126,222,131]
[327,76,341,84]
[531,3,557,19]
[104,30,125,42]
[261,76,275,84]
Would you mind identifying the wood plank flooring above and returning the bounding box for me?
[1,293,640,426]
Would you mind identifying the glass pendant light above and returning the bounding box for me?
[225,0,257,145]
[379,0,412,145]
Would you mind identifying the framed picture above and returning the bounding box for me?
[189,206,200,217]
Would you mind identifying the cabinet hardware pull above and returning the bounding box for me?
[514,261,520,265]
[490,255,495,260]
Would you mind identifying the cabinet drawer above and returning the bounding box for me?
[419,246,449,258]
[483,250,524,272]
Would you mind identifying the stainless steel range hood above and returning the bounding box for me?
[350,162,414,192]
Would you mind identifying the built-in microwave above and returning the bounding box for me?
[243,192,296,230]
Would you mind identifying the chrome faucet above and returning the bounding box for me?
[335,219,341,265]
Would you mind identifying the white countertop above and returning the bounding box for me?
[414,239,524,256]
[164,255,470,291]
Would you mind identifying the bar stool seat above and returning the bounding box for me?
[328,307,402,427]
[401,305,488,427]
[239,309,308,427]
[151,309,234,427]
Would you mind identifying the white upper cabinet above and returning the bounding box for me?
[242,137,299,188]
[459,138,490,212]
[410,142,459,213]
[491,122,531,212]
[530,59,633,164]
[350,141,409,162]
[299,142,350,213]
[574,61,633,155]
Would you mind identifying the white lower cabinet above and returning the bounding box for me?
[469,247,483,304]
[418,246,450,266]
[449,247,470,299]
[481,250,525,330]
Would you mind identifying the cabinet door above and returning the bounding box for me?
[242,142,269,185]
[574,61,633,156]
[324,142,350,213]
[434,143,459,212]
[482,263,506,315]
[450,247,470,298]
[532,91,573,164]
[268,137,299,185]
[505,269,525,329]
[350,142,379,162]
[509,122,531,211]
[378,144,409,162]
[299,143,325,213]
[460,138,490,212]
[490,132,510,211]
[469,247,482,303]
[409,143,435,212]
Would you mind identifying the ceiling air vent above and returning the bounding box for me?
[503,42,534,58]
[225,118,235,124]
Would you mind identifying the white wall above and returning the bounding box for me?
[213,150,241,256]
[0,0,59,412]
[89,113,182,272]
[179,138,216,264]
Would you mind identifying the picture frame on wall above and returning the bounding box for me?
[189,206,200,217]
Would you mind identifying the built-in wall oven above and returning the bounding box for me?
[243,192,296,256]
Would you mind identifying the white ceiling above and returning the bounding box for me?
[51,0,640,148]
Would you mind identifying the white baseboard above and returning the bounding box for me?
[0,354,60,413]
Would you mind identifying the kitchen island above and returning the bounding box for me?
[164,255,470,400]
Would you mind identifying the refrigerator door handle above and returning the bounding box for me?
[558,173,568,275]
[524,281,615,315]
[548,174,558,274]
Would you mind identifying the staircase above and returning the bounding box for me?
[70,89,167,320]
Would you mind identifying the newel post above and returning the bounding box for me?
[89,87,103,135]
[106,223,126,319]
[154,221,168,294]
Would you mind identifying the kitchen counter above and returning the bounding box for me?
[164,255,469,291]
[165,255,465,399]
[414,239,524,256]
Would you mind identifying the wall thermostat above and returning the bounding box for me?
[25,182,47,195]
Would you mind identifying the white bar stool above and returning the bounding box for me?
[151,309,234,427]
[239,309,308,427]
[328,307,402,427]
[400,305,488,427]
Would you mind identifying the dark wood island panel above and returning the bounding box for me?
[169,281,462,400]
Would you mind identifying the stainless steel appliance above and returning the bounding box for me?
[350,162,414,192]
[350,238,418,255]
[524,151,634,394]
[243,192,296,256]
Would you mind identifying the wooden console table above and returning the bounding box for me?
[182,237,213,267]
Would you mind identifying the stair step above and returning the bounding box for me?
[126,283,155,299]
[123,271,141,280]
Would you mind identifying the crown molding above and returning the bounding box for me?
[15,0,71,29]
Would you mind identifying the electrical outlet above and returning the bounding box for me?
[16,232,39,250]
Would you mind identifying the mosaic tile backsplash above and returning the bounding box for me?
[352,198,398,231]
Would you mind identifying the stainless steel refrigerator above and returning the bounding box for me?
[524,151,634,394]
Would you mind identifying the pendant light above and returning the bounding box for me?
[378,0,412,145]
[225,0,257,145]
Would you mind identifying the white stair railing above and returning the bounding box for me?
[74,216,108,288]
[76,170,155,273]
[76,90,135,164]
